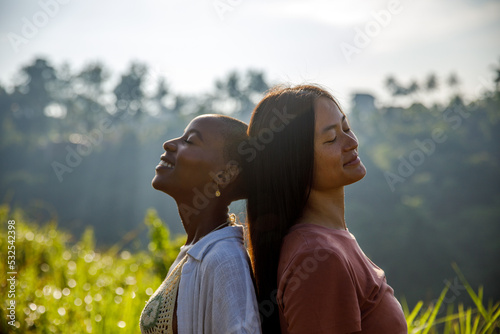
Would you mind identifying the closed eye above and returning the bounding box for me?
[324,129,350,144]
[183,135,195,144]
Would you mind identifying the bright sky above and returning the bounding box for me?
[1,0,499,108]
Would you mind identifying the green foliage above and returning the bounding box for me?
[402,265,500,333]
[144,208,186,279]
[348,90,500,305]
[0,205,184,333]
[0,205,498,333]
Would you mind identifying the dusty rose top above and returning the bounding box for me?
[277,223,407,333]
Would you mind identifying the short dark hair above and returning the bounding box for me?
[210,114,249,201]
[246,84,338,333]
[217,115,248,166]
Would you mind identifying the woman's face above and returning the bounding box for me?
[152,116,227,200]
[311,97,366,191]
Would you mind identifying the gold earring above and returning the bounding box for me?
[215,183,221,197]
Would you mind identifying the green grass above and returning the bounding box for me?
[0,204,498,333]
[0,205,184,333]
[402,264,500,334]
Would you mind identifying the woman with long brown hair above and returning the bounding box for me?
[246,85,407,333]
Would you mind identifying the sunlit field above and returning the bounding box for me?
[0,206,185,334]
[1,204,498,333]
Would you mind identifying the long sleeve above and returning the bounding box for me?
[176,226,262,334]
[203,242,262,333]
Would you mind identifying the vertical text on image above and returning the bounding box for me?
[6,219,17,327]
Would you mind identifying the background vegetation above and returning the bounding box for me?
[1,205,499,333]
[0,57,499,332]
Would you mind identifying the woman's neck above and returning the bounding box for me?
[298,187,346,230]
[176,200,230,245]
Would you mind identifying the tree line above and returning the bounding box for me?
[1,57,499,306]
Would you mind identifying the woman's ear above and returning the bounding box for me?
[225,161,241,182]
[214,161,241,187]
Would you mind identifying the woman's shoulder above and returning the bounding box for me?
[199,227,249,269]
[277,225,356,283]
[279,224,357,271]
[283,223,352,251]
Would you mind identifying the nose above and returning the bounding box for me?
[163,139,177,152]
[344,131,359,152]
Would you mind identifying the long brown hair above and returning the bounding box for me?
[245,84,337,332]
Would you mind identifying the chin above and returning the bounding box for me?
[151,175,159,189]
[152,177,177,199]
[346,164,367,186]
[357,165,367,180]
[151,175,166,192]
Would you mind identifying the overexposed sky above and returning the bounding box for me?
[0,0,499,107]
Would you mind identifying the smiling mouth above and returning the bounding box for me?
[158,160,174,169]
[344,156,360,166]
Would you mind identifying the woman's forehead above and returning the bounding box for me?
[314,97,344,126]
[185,116,226,144]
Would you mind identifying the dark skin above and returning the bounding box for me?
[152,115,243,333]
[152,115,242,245]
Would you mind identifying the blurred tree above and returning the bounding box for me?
[78,63,107,97]
[385,75,402,97]
[407,80,420,98]
[425,73,438,92]
[384,75,418,98]
[0,85,9,136]
[10,58,59,140]
[212,69,269,119]
[494,59,500,91]
[447,72,460,89]
[246,69,268,93]
[60,63,109,133]
[152,78,169,115]
[113,62,147,122]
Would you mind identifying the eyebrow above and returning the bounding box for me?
[321,115,346,134]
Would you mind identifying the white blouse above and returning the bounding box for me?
[171,225,261,333]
